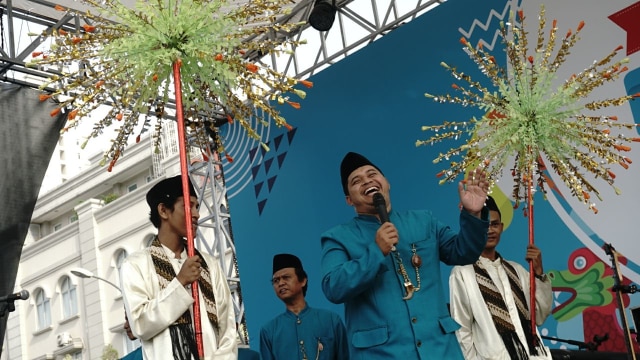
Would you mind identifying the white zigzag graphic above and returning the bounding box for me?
[457,0,522,51]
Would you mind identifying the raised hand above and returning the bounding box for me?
[457,167,490,216]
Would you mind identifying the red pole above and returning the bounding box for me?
[527,165,537,346]
[173,59,204,358]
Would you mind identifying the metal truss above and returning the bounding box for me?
[189,148,251,345]
[276,0,448,79]
[2,0,446,84]
[1,0,445,346]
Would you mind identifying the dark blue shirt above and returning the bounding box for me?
[121,347,142,360]
[260,305,350,360]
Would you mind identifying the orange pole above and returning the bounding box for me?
[173,59,204,358]
[527,164,537,347]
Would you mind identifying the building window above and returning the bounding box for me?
[127,183,138,193]
[116,250,128,269]
[35,289,51,330]
[53,223,62,232]
[60,276,78,319]
[69,213,78,223]
[115,249,128,289]
[28,224,41,242]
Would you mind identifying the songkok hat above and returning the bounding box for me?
[146,175,197,210]
[485,195,501,218]
[340,152,382,195]
[272,253,303,274]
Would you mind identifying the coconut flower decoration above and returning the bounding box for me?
[418,6,639,213]
[30,0,311,170]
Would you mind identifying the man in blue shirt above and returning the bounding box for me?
[260,254,349,359]
[320,152,490,359]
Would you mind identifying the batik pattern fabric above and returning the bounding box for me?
[121,241,237,360]
[450,256,553,360]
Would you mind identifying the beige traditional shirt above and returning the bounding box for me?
[449,256,553,360]
[121,244,238,360]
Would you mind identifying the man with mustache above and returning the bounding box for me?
[320,152,490,359]
[260,253,349,360]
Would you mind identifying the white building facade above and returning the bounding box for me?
[1,123,234,359]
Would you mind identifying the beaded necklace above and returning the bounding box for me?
[299,338,322,360]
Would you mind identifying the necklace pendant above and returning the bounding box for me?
[402,282,415,300]
[411,253,422,268]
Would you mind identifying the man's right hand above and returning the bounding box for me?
[176,255,202,286]
[376,222,399,255]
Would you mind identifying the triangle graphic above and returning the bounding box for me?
[251,165,261,180]
[287,127,297,144]
[273,134,284,151]
[267,176,277,192]
[257,199,268,215]
[254,182,264,198]
[249,146,258,162]
[264,158,274,174]
[277,152,287,168]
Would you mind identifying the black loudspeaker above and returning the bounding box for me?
[551,349,629,360]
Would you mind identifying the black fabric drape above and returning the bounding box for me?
[0,83,66,348]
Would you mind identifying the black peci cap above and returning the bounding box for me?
[340,152,382,195]
[146,175,197,210]
[272,253,303,274]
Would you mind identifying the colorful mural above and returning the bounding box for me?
[550,247,639,352]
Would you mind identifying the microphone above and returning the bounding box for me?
[373,192,390,223]
[0,290,30,302]
[373,192,398,253]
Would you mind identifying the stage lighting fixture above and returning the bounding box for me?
[309,0,337,32]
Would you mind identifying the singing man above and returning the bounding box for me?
[319,152,490,359]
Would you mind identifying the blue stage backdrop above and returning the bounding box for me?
[219,0,640,352]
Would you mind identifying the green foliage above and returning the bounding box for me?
[102,344,119,360]
[102,193,119,204]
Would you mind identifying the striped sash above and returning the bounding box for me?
[473,255,544,359]
[149,237,219,359]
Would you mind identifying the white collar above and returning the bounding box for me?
[479,255,501,268]
[160,243,187,261]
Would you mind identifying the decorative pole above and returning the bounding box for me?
[527,158,537,343]
[173,59,204,358]
[419,5,639,356]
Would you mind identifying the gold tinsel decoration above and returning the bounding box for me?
[29,0,311,170]
[418,5,639,213]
